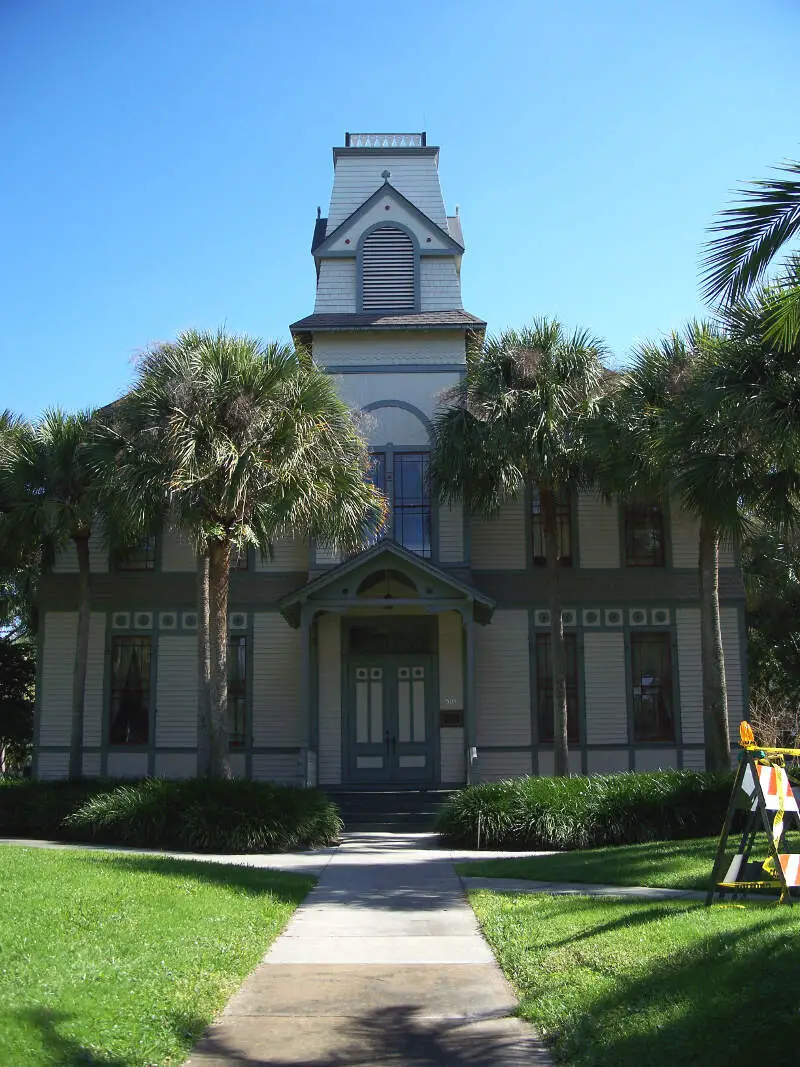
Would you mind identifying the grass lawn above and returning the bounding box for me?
[458,836,723,890]
[0,845,313,1067]
[470,889,800,1066]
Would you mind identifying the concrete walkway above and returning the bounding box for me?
[185,832,553,1066]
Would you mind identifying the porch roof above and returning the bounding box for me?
[278,540,495,627]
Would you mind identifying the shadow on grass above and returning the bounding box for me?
[15,1009,130,1067]
[516,903,800,1067]
[78,852,315,902]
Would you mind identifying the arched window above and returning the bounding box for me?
[361,225,416,311]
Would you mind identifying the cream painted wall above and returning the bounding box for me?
[316,332,465,371]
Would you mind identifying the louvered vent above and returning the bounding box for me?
[361,226,415,310]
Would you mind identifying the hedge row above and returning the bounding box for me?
[435,770,734,850]
[0,777,342,852]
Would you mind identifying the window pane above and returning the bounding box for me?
[625,504,665,567]
[109,637,151,745]
[228,635,247,747]
[116,537,157,571]
[536,633,580,743]
[631,633,674,741]
[531,489,572,566]
[393,453,431,557]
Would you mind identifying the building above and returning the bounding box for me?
[33,132,747,785]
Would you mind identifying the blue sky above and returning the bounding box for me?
[2,0,799,418]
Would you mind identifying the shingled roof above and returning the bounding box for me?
[289,310,486,333]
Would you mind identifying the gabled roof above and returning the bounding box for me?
[313,180,464,258]
[278,539,495,626]
[289,309,486,334]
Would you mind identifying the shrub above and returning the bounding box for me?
[435,770,734,850]
[0,778,342,852]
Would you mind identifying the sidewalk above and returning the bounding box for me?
[184,832,553,1066]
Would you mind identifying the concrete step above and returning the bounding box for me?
[328,789,454,833]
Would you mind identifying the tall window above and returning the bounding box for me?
[361,225,416,311]
[393,453,431,557]
[536,633,580,743]
[624,503,665,567]
[109,636,151,745]
[228,635,247,747]
[630,633,675,741]
[115,537,157,571]
[531,489,572,566]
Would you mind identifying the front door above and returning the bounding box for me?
[346,656,434,783]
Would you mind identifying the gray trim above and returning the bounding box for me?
[322,247,457,259]
[38,571,307,610]
[356,219,421,314]
[333,146,439,162]
[324,363,466,374]
[362,400,433,438]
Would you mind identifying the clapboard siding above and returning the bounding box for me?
[313,329,466,368]
[314,259,357,313]
[438,611,463,710]
[327,155,447,230]
[53,530,108,573]
[635,748,678,771]
[82,613,106,746]
[38,612,77,747]
[317,612,342,785]
[315,545,342,567]
[478,750,533,780]
[475,609,531,747]
[252,613,302,746]
[107,752,148,778]
[439,502,464,563]
[155,635,198,747]
[252,752,301,784]
[471,500,526,570]
[255,535,308,572]
[681,749,706,769]
[577,493,620,568]
[154,753,197,778]
[671,504,700,568]
[676,608,703,743]
[721,607,744,736]
[586,749,629,774]
[161,525,196,571]
[537,750,583,777]
[440,727,465,784]
[82,751,102,777]
[37,752,70,780]
[584,631,628,743]
[420,258,462,311]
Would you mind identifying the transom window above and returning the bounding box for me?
[109,636,151,745]
[535,633,580,743]
[531,488,573,566]
[361,225,416,311]
[228,635,247,746]
[630,633,675,742]
[624,502,665,567]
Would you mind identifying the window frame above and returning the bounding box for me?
[629,631,676,743]
[227,634,247,747]
[623,501,666,568]
[535,631,581,744]
[531,487,573,567]
[369,449,432,559]
[108,635,152,747]
[113,535,158,572]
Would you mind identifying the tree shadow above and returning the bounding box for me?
[14,1008,132,1067]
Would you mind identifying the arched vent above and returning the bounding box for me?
[361,226,415,310]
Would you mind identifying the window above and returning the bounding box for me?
[536,633,580,743]
[531,489,572,566]
[109,636,151,745]
[624,503,665,567]
[393,452,431,557]
[228,635,247,746]
[114,537,157,571]
[230,549,249,571]
[630,633,675,742]
[361,225,416,311]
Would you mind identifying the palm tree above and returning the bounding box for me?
[0,410,100,779]
[111,329,385,779]
[431,319,607,776]
[702,157,800,348]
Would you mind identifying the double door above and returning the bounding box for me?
[346,656,434,783]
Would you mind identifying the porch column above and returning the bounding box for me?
[462,606,477,785]
[299,604,314,786]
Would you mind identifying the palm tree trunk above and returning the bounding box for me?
[207,538,232,779]
[541,487,569,777]
[699,519,730,770]
[197,548,211,777]
[69,532,91,780]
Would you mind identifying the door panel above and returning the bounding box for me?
[346,657,434,783]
